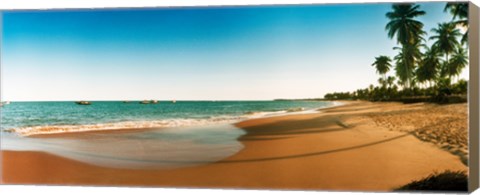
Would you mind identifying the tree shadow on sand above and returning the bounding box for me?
[219,133,411,164]
[237,115,359,138]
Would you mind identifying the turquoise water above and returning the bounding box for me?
[1,100,333,135]
[2,124,246,169]
[1,100,334,169]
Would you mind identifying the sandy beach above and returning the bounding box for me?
[0,101,468,191]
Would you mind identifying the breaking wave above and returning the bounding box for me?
[6,103,340,136]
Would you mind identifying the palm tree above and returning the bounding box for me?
[385,3,425,90]
[393,39,424,89]
[445,2,468,20]
[386,76,395,89]
[394,55,409,89]
[396,79,406,90]
[385,76,397,98]
[418,46,442,87]
[430,22,462,82]
[415,65,429,88]
[444,2,468,44]
[386,4,426,45]
[371,56,392,81]
[378,77,388,88]
[448,47,468,82]
[368,84,375,99]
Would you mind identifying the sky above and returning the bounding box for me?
[1,2,469,101]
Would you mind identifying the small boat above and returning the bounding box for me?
[140,100,159,104]
[140,100,151,104]
[75,101,91,105]
[0,101,10,107]
[172,99,176,103]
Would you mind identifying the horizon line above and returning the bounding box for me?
[1,98,329,102]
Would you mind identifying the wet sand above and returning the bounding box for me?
[0,101,467,191]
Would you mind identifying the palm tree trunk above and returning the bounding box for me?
[446,53,451,86]
[383,74,387,89]
[403,48,410,92]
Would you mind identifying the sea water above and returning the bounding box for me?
[0,100,334,169]
[1,124,247,169]
[1,100,333,135]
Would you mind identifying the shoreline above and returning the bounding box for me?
[4,101,342,137]
[1,100,468,191]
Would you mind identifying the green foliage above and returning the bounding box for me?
[386,3,425,90]
[444,2,469,44]
[324,2,469,105]
[445,2,468,20]
[416,46,441,85]
[393,40,423,89]
[430,22,462,85]
[385,4,426,45]
[430,22,462,57]
[324,78,466,103]
[323,92,354,100]
[372,56,392,78]
[452,79,468,94]
[448,47,468,79]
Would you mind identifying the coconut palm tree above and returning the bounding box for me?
[430,22,462,83]
[385,3,425,90]
[418,46,442,87]
[386,76,395,89]
[385,76,397,98]
[371,56,392,81]
[448,47,468,82]
[378,77,388,88]
[444,2,468,44]
[445,2,468,20]
[415,65,429,88]
[385,4,426,45]
[393,39,424,89]
[394,55,409,89]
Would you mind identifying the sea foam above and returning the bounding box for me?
[5,101,339,136]
[10,117,242,136]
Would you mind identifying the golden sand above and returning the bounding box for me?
[1,101,467,191]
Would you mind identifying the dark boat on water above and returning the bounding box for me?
[75,101,91,105]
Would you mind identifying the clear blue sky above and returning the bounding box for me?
[1,2,466,101]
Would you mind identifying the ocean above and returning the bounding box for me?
[1,100,336,169]
[1,100,335,136]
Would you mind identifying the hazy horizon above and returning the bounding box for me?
[1,2,469,101]
[6,99,302,102]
